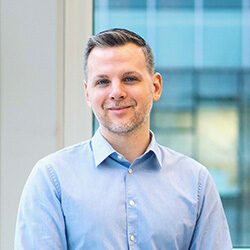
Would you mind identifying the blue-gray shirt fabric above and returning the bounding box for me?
[15,129,232,249]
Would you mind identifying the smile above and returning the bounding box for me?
[108,106,132,115]
[109,106,130,110]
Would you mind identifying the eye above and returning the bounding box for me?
[124,77,137,82]
[96,79,109,85]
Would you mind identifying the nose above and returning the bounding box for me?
[109,81,127,100]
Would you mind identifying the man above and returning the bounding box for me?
[15,28,232,249]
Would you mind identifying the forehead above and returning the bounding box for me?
[87,43,147,77]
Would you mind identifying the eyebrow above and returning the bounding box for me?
[94,74,109,79]
[122,71,141,77]
[91,74,109,84]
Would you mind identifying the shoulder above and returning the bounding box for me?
[156,144,212,188]
[23,140,92,196]
[157,144,220,207]
[29,139,92,182]
[37,139,91,169]
[158,144,208,174]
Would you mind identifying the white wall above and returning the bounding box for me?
[0,0,92,249]
[64,0,93,146]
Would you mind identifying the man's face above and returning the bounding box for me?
[84,43,162,135]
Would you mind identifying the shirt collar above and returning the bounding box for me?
[145,130,163,168]
[90,128,163,168]
[91,128,116,167]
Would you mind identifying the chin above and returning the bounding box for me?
[104,120,145,135]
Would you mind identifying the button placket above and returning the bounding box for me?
[130,235,135,241]
[125,166,137,247]
[129,200,135,207]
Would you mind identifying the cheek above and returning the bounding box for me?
[137,89,153,102]
[89,91,106,109]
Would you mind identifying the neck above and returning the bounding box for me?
[100,122,151,163]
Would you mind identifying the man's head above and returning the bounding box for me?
[84,28,154,80]
[84,29,162,136]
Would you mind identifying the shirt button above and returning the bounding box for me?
[128,168,133,174]
[130,235,135,241]
[117,155,122,160]
[129,200,135,207]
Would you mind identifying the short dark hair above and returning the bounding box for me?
[84,28,154,80]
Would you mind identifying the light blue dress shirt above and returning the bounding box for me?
[15,129,232,249]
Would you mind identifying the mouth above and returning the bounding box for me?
[103,101,136,113]
[107,106,132,115]
[109,106,130,110]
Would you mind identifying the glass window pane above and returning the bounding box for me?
[155,130,193,156]
[203,11,242,67]
[198,71,238,98]
[156,0,194,9]
[154,70,194,108]
[152,111,192,129]
[197,105,239,196]
[204,0,242,9]
[109,0,146,9]
[155,15,195,68]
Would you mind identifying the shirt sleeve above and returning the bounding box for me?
[189,168,233,250]
[15,161,67,250]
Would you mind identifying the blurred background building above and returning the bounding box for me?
[95,0,250,247]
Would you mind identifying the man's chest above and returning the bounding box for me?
[60,167,198,249]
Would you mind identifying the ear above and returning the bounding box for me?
[152,72,162,101]
[83,81,92,108]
